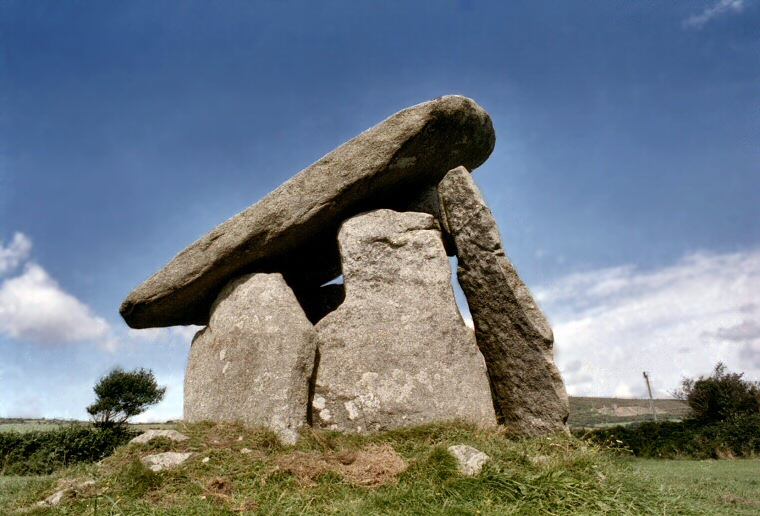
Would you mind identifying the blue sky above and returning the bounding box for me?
[1,1,758,420]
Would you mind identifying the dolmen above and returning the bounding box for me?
[120,96,569,443]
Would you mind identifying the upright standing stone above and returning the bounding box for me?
[313,209,496,432]
[184,272,316,444]
[120,96,495,329]
[438,167,569,436]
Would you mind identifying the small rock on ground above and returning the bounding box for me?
[35,480,95,507]
[130,429,189,444]
[448,444,490,476]
[141,451,194,472]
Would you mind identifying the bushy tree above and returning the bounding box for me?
[674,362,760,424]
[87,367,166,428]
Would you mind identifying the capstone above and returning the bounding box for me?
[120,96,495,329]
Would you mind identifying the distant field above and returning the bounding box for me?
[0,419,178,433]
[568,397,689,430]
[0,419,76,433]
[1,398,687,433]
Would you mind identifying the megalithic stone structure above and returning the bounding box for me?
[121,96,570,440]
[437,166,569,435]
[120,96,495,329]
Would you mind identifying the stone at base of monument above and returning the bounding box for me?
[312,209,497,432]
[438,167,569,436]
[184,272,316,445]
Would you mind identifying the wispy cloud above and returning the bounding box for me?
[536,249,760,398]
[683,0,746,29]
[0,233,32,275]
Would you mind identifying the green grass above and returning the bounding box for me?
[633,458,760,515]
[0,420,698,515]
[5,404,755,514]
[0,474,57,510]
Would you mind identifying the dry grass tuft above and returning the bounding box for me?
[340,444,408,486]
[273,443,407,487]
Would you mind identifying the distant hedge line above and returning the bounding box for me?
[579,412,760,459]
[0,425,135,475]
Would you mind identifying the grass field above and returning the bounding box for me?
[0,419,75,433]
[2,419,758,514]
[0,421,678,514]
[633,458,760,515]
[6,398,758,514]
[0,419,178,434]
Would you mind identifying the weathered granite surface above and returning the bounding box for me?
[121,96,495,328]
[438,167,569,436]
[184,272,316,444]
[312,209,496,432]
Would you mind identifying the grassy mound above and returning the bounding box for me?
[2,421,689,514]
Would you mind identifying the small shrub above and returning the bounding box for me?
[87,367,166,429]
[673,362,760,424]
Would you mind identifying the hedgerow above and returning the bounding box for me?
[579,412,760,459]
[0,425,135,475]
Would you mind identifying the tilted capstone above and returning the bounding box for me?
[120,95,495,329]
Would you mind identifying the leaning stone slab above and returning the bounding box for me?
[141,452,194,472]
[448,444,490,476]
[120,95,495,328]
[184,272,316,445]
[313,209,496,432]
[438,167,569,436]
[130,429,189,444]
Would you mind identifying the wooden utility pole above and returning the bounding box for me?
[643,371,657,421]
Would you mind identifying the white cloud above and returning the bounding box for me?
[0,231,117,347]
[683,0,745,29]
[0,232,180,351]
[536,249,760,398]
[0,233,32,275]
[0,264,110,344]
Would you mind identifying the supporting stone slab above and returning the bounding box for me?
[184,272,316,444]
[438,167,569,436]
[313,209,496,432]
